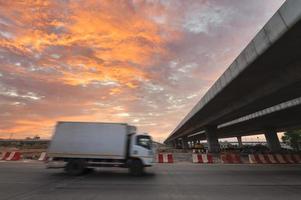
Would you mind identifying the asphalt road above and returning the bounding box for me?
[0,162,301,200]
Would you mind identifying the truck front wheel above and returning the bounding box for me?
[129,159,144,176]
[65,159,86,176]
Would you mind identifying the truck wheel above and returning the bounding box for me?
[65,160,86,176]
[129,159,144,176]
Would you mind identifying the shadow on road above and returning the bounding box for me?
[48,168,156,181]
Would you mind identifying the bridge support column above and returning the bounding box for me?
[205,126,220,153]
[264,129,281,153]
[181,137,189,150]
[237,136,243,148]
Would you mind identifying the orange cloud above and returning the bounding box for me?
[0,0,169,88]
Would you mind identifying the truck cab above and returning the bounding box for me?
[130,134,154,166]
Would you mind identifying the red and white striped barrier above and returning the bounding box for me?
[157,153,173,163]
[192,154,213,163]
[221,153,242,164]
[5,152,21,161]
[0,152,10,160]
[294,154,301,163]
[248,154,301,164]
[249,154,276,164]
[38,152,47,161]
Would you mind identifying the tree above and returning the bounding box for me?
[282,130,301,151]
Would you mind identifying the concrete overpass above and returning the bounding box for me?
[164,0,301,153]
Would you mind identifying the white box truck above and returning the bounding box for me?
[47,122,154,176]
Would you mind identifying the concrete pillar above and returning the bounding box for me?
[237,136,243,148]
[181,137,189,149]
[205,126,220,153]
[264,129,281,152]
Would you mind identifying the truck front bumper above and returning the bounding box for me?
[142,156,155,166]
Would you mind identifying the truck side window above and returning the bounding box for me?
[136,135,152,150]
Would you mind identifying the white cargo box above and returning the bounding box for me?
[48,122,136,160]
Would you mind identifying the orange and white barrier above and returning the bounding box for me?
[221,153,242,164]
[192,154,213,163]
[248,154,301,164]
[38,152,47,161]
[5,152,21,161]
[157,153,173,163]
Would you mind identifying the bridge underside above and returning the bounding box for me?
[165,1,301,153]
[186,103,301,141]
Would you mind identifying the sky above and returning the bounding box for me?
[0,0,285,142]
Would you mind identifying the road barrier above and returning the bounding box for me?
[248,154,301,164]
[0,152,10,160]
[284,154,301,163]
[5,152,21,161]
[221,153,242,164]
[1,151,301,164]
[157,153,173,163]
[192,154,213,163]
[38,152,47,161]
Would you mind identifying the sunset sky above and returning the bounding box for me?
[0,0,285,142]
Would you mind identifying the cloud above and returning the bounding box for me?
[0,0,285,142]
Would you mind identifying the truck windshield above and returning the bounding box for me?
[136,135,152,150]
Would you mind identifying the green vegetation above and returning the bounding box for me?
[282,130,301,151]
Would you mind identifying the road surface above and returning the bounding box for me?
[0,161,301,200]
